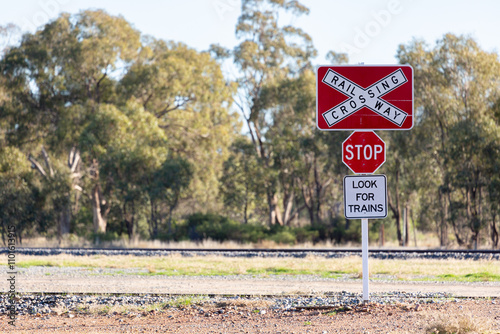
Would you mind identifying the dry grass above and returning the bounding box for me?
[19,236,344,249]
[70,297,271,315]
[84,302,167,315]
[215,299,273,310]
[425,313,493,334]
[20,231,453,250]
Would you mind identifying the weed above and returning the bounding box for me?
[171,296,206,308]
[426,314,491,333]
[173,297,192,307]
[413,272,500,283]
[216,299,272,310]
[246,267,313,276]
[97,305,113,315]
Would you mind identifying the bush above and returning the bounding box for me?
[270,231,296,245]
[185,213,267,243]
[293,227,319,243]
[92,231,121,242]
[178,213,361,245]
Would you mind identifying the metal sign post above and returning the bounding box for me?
[344,174,387,303]
[362,218,369,302]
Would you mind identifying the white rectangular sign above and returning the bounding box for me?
[344,175,387,219]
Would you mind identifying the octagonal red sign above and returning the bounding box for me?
[342,131,385,174]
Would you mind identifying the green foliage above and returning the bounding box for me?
[0,9,236,241]
[397,34,500,248]
[180,213,357,245]
[92,231,122,242]
[186,212,267,243]
[0,147,46,243]
[119,38,238,212]
[269,231,296,245]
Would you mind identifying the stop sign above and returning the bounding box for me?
[342,131,386,174]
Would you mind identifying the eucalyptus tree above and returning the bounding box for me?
[119,38,238,213]
[219,137,266,225]
[0,10,141,235]
[215,0,317,226]
[0,147,45,244]
[397,34,500,247]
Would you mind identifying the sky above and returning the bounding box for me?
[2,0,500,66]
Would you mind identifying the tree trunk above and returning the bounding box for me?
[387,178,402,245]
[282,193,294,226]
[59,204,71,236]
[29,147,81,239]
[379,222,385,247]
[404,205,409,246]
[301,184,314,225]
[149,200,158,240]
[167,203,176,236]
[394,208,401,246]
[313,156,322,224]
[243,181,249,224]
[123,201,136,240]
[440,191,449,247]
[491,213,499,249]
[268,193,283,226]
[91,184,107,233]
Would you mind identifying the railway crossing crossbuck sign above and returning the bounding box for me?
[316,65,413,130]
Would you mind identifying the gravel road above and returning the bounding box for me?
[15,266,500,297]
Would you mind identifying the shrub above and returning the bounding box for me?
[92,231,121,242]
[426,314,491,333]
[186,213,267,243]
[269,231,296,245]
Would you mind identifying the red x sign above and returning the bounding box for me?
[316,65,413,130]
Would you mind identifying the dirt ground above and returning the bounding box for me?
[3,299,499,334]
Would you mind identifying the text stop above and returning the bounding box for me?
[344,144,383,160]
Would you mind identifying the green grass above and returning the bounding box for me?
[321,270,348,279]
[17,259,92,268]
[172,297,194,307]
[246,267,315,276]
[137,269,237,276]
[407,271,500,283]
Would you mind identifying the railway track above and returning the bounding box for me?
[4,247,500,260]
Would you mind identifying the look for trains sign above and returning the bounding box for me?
[316,65,413,130]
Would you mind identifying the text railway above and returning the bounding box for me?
[321,69,409,127]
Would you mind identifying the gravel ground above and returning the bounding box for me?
[0,291,462,316]
[2,293,499,333]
